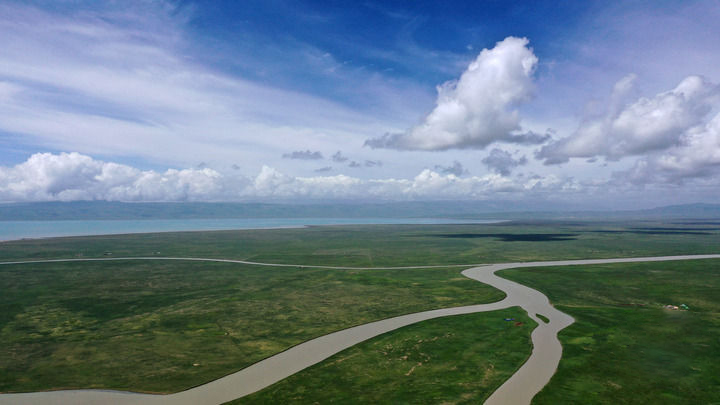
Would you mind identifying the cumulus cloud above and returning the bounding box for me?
[0,152,581,202]
[433,161,468,176]
[0,152,245,202]
[282,150,324,160]
[482,148,528,176]
[365,37,537,151]
[249,167,535,199]
[615,111,720,184]
[539,75,720,164]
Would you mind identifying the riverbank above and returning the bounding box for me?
[3,255,718,405]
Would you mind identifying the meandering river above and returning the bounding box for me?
[1,254,719,405]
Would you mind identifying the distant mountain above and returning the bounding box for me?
[1,201,719,221]
[639,203,720,217]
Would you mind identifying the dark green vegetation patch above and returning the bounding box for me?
[229,308,535,405]
[535,313,550,324]
[500,259,720,404]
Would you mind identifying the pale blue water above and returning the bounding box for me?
[0,218,501,241]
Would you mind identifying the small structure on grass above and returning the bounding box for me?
[664,304,689,310]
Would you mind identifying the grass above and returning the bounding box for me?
[2,220,719,398]
[0,259,502,393]
[228,308,535,405]
[500,259,720,404]
[535,313,549,323]
[1,220,720,266]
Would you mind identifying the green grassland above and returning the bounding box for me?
[229,308,535,405]
[500,259,720,404]
[1,220,719,399]
[0,260,502,393]
[1,220,720,266]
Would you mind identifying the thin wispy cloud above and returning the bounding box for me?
[332,151,349,162]
[433,161,467,176]
[282,150,324,160]
[0,2,405,171]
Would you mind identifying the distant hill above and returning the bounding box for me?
[639,203,720,217]
[1,201,719,221]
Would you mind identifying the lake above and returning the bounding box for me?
[0,218,502,241]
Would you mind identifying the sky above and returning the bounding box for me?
[1,0,719,209]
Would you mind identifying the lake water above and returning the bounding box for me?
[0,218,502,241]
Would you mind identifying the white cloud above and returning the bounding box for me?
[658,112,720,176]
[365,36,538,150]
[0,152,584,202]
[0,2,405,171]
[539,75,720,164]
[616,111,720,184]
[0,152,246,202]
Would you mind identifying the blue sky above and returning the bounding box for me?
[1,0,719,208]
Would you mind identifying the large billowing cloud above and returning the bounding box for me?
[365,36,538,150]
[658,112,720,178]
[616,111,720,184]
[539,75,720,164]
[0,152,579,202]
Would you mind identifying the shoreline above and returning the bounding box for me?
[0,218,505,242]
